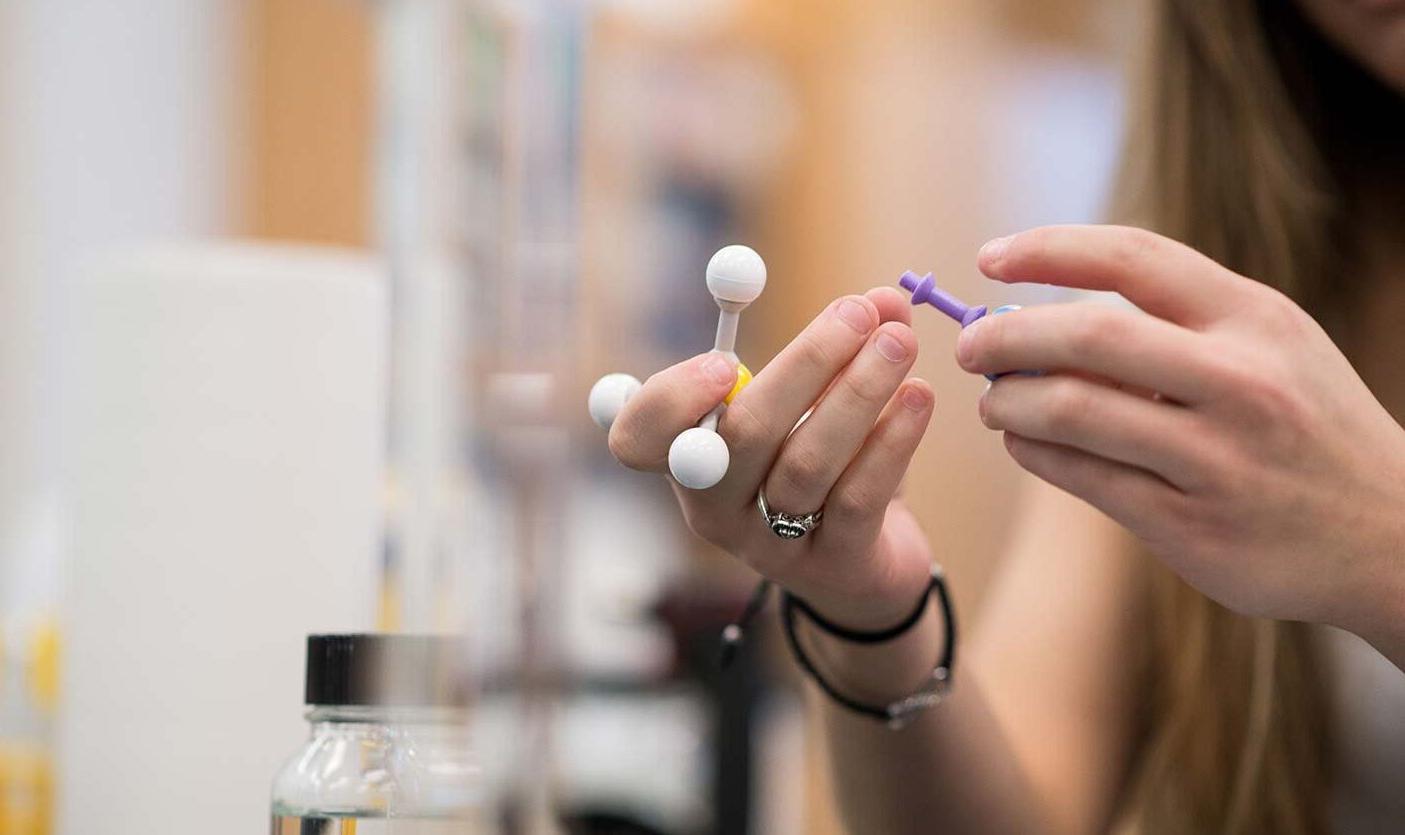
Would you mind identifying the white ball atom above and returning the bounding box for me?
[588,373,642,429]
[705,245,767,306]
[668,427,730,490]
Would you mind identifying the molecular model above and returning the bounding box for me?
[589,245,767,490]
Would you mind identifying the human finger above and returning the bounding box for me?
[763,322,919,514]
[1001,431,1182,538]
[956,303,1223,404]
[818,378,935,555]
[608,352,737,472]
[866,285,913,326]
[978,225,1246,328]
[717,295,879,497]
[982,374,1206,490]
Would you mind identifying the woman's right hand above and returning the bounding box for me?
[607,287,937,631]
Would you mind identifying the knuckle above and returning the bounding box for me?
[1199,346,1256,393]
[1070,308,1119,356]
[828,483,885,519]
[606,423,648,469]
[718,397,773,456]
[1224,365,1315,452]
[1099,306,1138,342]
[1171,420,1234,492]
[1044,378,1092,434]
[769,446,830,499]
[1252,284,1308,336]
[1157,487,1201,535]
[1196,442,1252,499]
[1186,491,1236,540]
[1109,226,1161,269]
[1237,369,1282,411]
[794,328,836,372]
[837,365,893,406]
[1233,361,1301,422]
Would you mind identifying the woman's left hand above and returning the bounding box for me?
[958,224,1405,651]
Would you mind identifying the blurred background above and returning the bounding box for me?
[0,0,1130,832]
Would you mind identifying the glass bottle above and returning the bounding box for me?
[271,634,490,834]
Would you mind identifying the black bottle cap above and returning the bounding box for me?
[304,633,470,707]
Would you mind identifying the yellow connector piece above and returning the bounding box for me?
[724,362,753,405]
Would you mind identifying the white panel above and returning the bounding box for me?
[58,242,385,833]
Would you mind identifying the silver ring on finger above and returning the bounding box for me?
[757,487,823,540]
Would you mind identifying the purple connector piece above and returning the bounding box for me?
[898,271,987,327]
[900,271,1029,381]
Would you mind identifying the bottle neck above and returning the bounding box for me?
[305,704,468,728]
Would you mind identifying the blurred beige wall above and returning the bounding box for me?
[243,0,372,245]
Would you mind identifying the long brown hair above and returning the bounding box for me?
[1111,1,1405,832]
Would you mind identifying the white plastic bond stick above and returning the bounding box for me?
[704,306,741,434]
[699,404,724,433]
[714,306,741,357]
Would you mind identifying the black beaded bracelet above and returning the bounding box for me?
[785,573,940,644]
[781,566,956,728]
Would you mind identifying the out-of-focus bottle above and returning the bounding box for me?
[271,634,488,834]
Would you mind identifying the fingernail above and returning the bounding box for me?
[902,384,931,411]
[875,331,909,362]
[956,317,983,365]
[702,353,736,385]
[978,383,991,420]
[836,298,874,333]
[979,235,1013,263]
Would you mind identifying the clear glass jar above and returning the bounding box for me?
[271,634,491,834]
